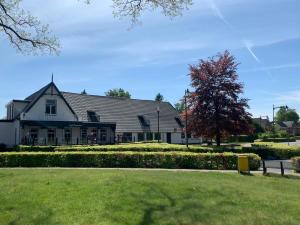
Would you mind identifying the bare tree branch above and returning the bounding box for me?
[112,0,192,24]
[0,0,59,55]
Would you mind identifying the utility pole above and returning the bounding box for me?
[185,89,189,148]
[157,106,160,143]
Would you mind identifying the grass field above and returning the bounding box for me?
[0,169,299,225]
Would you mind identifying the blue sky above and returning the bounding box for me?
[1,0,300,119]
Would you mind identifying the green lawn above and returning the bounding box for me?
[0,169,299,225]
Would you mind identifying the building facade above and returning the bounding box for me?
[0,81,200,146]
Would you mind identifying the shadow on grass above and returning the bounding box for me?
[128,184,206,225]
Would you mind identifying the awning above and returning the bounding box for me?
[20,120,116,129]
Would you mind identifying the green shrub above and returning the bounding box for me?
[227,135,256,143]
[243,142,300,159]
[291,157,300,173]
[15,145,56,152]
[254,137,296,143]
[15,143,243,154]
[0,152,261,170]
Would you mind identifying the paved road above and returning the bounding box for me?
[260,160,294,174]
[281,140,300,146]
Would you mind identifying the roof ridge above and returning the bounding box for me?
[61,91,168,103]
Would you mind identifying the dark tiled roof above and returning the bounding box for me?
[25,83,51,101]
[62,92,183,133]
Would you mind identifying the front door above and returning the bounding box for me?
[167,133,171,143]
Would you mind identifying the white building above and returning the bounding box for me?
[0,81,200,146]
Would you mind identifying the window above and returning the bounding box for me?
[45,99,57,115]
[90,129,98,143]
[146,132,153,141]
[29,128,38,143]
[48,128,56,145]
[138,133,144,142]
[175,117,184,127]
[87,111,100,122]
[122,133,132,143]
[100,129,107,142]
[154,132,161,140]
[64,129,72,144]
[81,128,87,144]
[138,115,150,127]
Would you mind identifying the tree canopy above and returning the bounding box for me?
[275,107,299,123]
[105,88,131,98]
[112,0,192,24]
[0,0,192,54]
[155,93,164,102]
[186,51,252,146]
[174,101,184,113]
[0,0,59,54]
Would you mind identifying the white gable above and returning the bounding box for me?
[22,85,77,121]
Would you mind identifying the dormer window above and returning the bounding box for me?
[45,99,56,115]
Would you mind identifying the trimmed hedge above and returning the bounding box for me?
[14,144,234,153]
[227,135,256,143]
[291,157,300,173]
[14,143,300,160]
[0,152,261,170]
[255,137,296,143]
[242,143,300,160]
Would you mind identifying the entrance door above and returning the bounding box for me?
[166,133,171,143]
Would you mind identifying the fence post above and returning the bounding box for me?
[280,161,284,176]
[262,160,267,175]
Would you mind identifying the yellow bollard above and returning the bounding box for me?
[238,155,250,174]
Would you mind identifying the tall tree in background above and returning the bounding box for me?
[0,0,191,54]
[174,101,184,113]
[276,107,299,123]
[105,88,131,99]
[155,93,164,102]
[187,51,252,146]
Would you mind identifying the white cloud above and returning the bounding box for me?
[275,90,300,103]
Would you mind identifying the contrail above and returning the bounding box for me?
[243,40,260,63]
[207,0,261,63]
[208,0,233,30]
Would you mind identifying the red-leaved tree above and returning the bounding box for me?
[186,51,252,146]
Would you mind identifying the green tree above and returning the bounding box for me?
[155,93,164,102]
[105,88,131,98]
[174,102,184,113]
[275,107,299,123]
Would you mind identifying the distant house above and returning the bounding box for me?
[252,117,272,131]
[0,81,200,146]
[275,121,299,136]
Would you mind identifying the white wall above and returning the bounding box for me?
[13,102,28,118]
[22,86,77,121]
[0,122,15,147]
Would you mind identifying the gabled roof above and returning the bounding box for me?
[62,92,183,133]
[23,82,77,118]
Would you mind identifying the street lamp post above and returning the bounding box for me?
[157,106,160,143]
[184,89,189,148]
